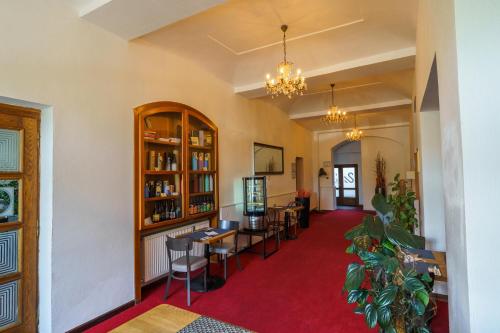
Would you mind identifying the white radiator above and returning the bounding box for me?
[142,220,210,285]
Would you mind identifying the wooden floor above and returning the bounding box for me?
[110,304,200,333]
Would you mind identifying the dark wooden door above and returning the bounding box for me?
[0,104,39,332]
[334,164,359,207]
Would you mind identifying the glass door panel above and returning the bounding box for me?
[335,164,359,207]
[0,129,20,172]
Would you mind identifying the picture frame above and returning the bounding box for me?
[254,142,284,175]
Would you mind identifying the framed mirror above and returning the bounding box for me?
[254,142,284,175]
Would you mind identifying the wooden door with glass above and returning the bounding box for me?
[334,164,359,207]
[0,104,39,332]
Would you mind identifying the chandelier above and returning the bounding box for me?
[322,83,347,124]
[265,25,306,98]
[346,115,363,141]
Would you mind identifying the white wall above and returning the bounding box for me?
[418,111,446,251]
[315,124,411,211]
[453,1,500,332]
[0,1,313,332]
[416,0,500,331]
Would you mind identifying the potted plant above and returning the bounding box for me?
[343,194,435,333]
[375,153,386,196]
[387,174,418,233]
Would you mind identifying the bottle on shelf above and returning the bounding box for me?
[166,152,172,171]
[192,152,198,171]
[204,152,210,171]
[172,149,178,171]
[198,152,204,171]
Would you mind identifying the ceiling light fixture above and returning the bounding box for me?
[322,83,347,124]
[265,25,306,99]
[345,114,363,142]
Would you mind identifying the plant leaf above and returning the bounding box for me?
[383,257,399,274]
[384,325,397,333]
[403,277,426,293]
[364,303,378,328]
[421,273,433,283]
[411,298,426,316]
[416,290,430,306]
[417,326,431,333]
[376,285,398,307]
[377,305,392,327]
[364,215,385,242]
[345,224,367,240]
[385,223,421,249]
[347,290,363,304]
[372,193,391,215]
[359,251,385,268]
[354,305,365,315]
[344,263,366,291]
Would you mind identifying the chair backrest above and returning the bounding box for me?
[166,236,193,268]
[218,220,240,231]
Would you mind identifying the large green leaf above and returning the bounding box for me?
[382,257,399,274]
[354,305,366,315]
[364,215,385,242]
[376,285,398,307]
[377,305,392,327]
[344,263,366,291]
[345,224,367,240]
[417,326,431,333]
[364,303,378,328]
[416,290,430,306]
[421,273,433,283]
[347,290,363,304]
[403,277,425,293]
[411,298,426,316]
[385,223,421,249]
[372,193,391,215]
[359,251,385,268]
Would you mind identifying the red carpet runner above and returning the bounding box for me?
[87,210,449,332]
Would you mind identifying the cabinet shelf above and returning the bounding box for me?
[189,170,216,174]
[188,211,217,219]
[189,145,213,150]
[144,138,181,146]
[142,217,184,230]
[189,191,214,197]
[144,170,182,175]
[144,195,180,202]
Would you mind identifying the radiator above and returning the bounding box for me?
[142,220,210,285]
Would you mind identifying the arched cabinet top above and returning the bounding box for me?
[134,101,218,131]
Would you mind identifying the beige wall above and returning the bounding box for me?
[315,124,411,211]
[0,1,312,332]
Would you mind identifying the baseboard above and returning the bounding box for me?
[66,300,135,333]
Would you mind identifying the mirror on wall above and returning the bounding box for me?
[254,142,284,175]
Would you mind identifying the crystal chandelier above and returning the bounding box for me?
[322,84,347,124]
[265,25,306,98]
[346,115,363,141]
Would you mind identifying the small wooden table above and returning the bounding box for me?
[178,227,236,292]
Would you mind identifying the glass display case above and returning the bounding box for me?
[243,176,267,229]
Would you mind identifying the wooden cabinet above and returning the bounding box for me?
[133,102,218,300]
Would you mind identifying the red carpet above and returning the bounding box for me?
[86,210,449,332]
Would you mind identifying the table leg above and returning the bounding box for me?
[190,243,225,292]
[285,212,297,240]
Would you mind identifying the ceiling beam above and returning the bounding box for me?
[289,99,412,120]
[79,0,226,40]
[234,47,416,97]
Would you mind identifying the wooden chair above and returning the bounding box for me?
[164,236,207,306]
[210,220,242,280]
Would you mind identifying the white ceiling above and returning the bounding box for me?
[65,0,418,131]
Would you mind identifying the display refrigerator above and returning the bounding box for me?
[243,176,267,230]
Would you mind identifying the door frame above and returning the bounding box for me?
[0,103,40,333]
[334,164,360,207]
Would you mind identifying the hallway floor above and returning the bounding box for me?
[86,210,449,332]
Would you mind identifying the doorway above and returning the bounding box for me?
[0,103,40,332]
[334,164,359,207]
[295,157,304,191]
